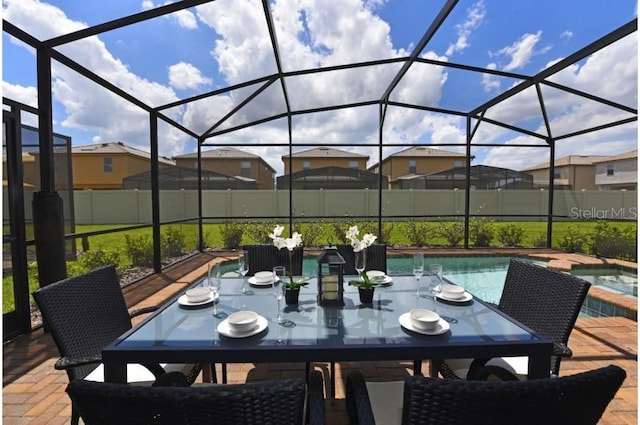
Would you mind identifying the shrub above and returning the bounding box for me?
[532,232,548,248]
[588,221,637,261]
[404,220,429,246]
[220,221,244,249]
[331,217,357,244]
[469,218,495,247]
[246,220,278,244]
[124,234,154,267]
[79,248,123,273]
[161,226,186,258]
[436,221,464,247]
[295,221,325,247]
[498,224,525,246]
[555,226,588,253]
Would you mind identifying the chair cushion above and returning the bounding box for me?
[85,363,197,384]
[365,381,404,425]
[445,357,529,381]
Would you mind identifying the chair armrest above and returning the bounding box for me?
[55,355,102,371]
[345,371,376,425]
[130,305,159,318]
[307,371,325,425]
[553,342,573,358]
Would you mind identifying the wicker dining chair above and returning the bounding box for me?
[67,370,326,425]
[243,244,304,276]
[434,258,591,381]
[336,244,387,275]
[32,265,203,425]
[345,365,625,425]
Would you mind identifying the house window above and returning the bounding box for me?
[454,160,463,167]
[348,160,358,169]
[240,161,251,176]
[409,159,416,174]
[302,160,311,170]
[103,157,113,173]
[607,164,615,176]
[553,170,561,179]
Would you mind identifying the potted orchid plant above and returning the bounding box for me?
[345,226,382,302]
[269,225,310,295]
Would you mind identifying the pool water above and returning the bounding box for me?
[303,255,524,304]
[571,268,637,297]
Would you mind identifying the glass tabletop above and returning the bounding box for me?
[113,276,546,350]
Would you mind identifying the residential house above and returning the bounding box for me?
[521,155,608,190]
[392,164,533,190]
[369,146,469,189]
[33,141,176,190]
[278,147,380,189]
[123,167,258,190]
[592,149,637,190]
[174,147,276,190]
[281,147,369,174]
[2,152,38,188]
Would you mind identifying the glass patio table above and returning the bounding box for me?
[102,275,552,383]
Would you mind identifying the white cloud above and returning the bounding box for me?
[560,30,573,40]
[168,62,213,90]
[446,0,486,57]
[2,82,38,108]
[142,0,198,29]
[481,62,501,92]
[492,30,551,71]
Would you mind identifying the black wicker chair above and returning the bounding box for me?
[336,244,387,275]
[67,370,326,425]
[345,365,625,425]
[433,258,591,381]
[243,244,304,276]
[32,265,203,425]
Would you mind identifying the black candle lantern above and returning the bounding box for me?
[317,246,346,305]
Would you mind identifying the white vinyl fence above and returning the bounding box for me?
[7,189,634,225]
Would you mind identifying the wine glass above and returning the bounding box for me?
[412,253,424,297]
[272,266,286,323]
[355,250,366,279]
[238,250,249,294]
[208,262,222,316]
[428,264,443,310]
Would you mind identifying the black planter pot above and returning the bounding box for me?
[285,288,300,305]
[358,287,375,304]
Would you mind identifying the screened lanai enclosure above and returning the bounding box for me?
[2,0,637,338]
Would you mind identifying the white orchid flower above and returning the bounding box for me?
[362,233,377,246]
[269,225,284,240]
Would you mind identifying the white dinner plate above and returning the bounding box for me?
[248,276,276,286]
[217,314,268,338]
[436,291,473,303]
[399,313,450,335]
[178,292,218,307]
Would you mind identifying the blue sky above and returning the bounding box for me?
[3,0,637,175]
